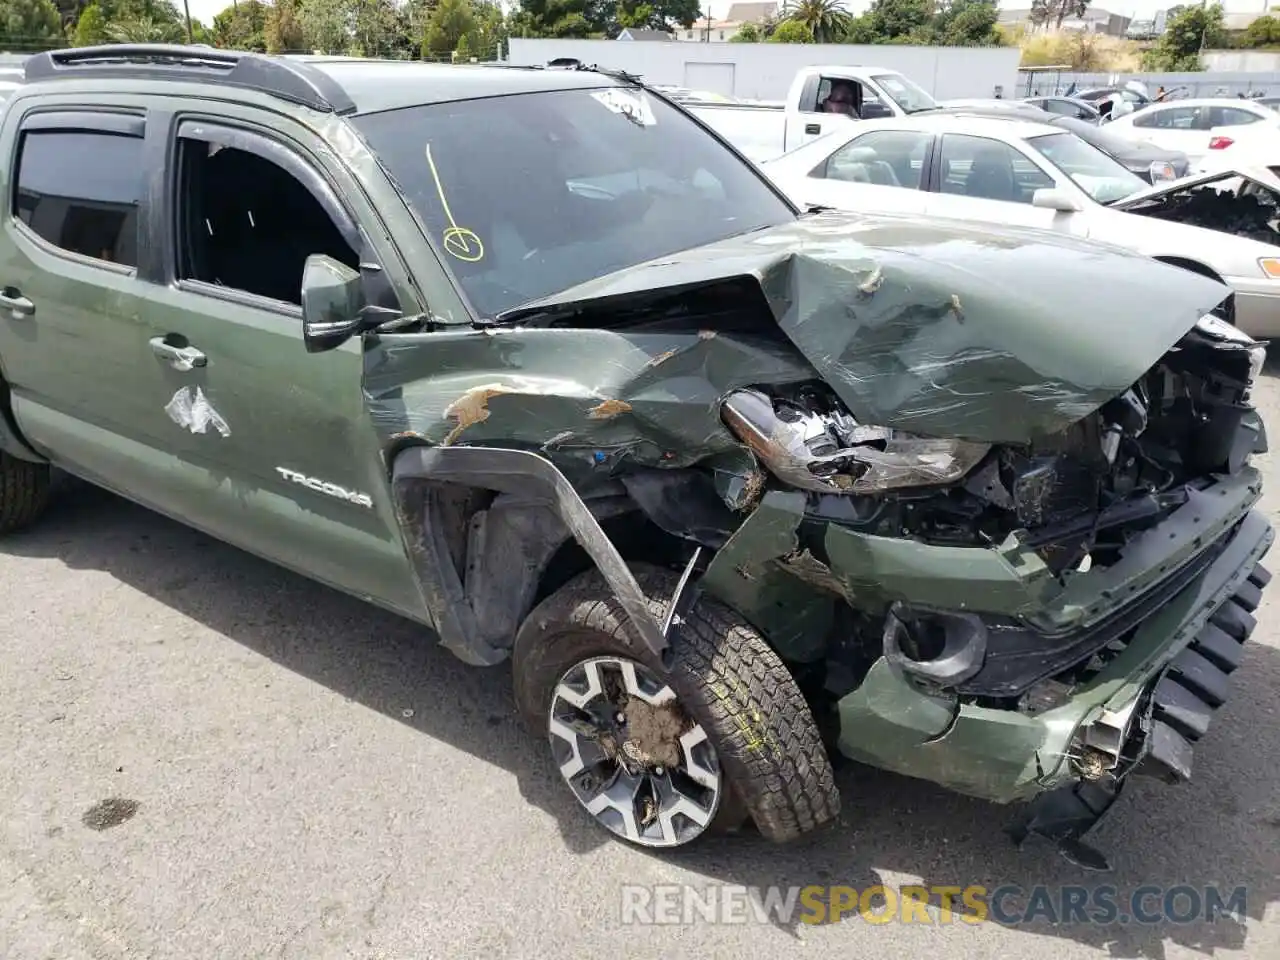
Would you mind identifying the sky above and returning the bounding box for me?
[178,0,1269,32]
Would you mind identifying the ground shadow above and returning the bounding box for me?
[4,472,1279,957]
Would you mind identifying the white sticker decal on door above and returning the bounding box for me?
[165,386,231,438]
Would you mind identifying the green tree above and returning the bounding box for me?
[510,0,600,38]
[933,0,999,45]
[211,0,268,50]
[349,0,410,57]
[864,0,931,40]
[1,0,64,50]
[423,0,477,59]
[784,0,849,42]
[72,1,108,44]
[612,0,698,32]
[1244,14,1280,48]
[730,21,760,40]
[768,18,812,40]
[1143,1,1225,70]
[298,0,352,53]
[474,0,509,58]
[265,0,307,52]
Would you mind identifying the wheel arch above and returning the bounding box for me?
[1153,255,1235,323]
[388,445,738,668]
[0,373,45,463]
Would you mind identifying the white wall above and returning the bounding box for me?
[508,39,1023,101]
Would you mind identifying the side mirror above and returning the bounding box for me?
[1031,187,1082,212]
[302,254,367,354]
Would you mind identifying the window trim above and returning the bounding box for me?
[929,132,1060,203]
[7,108,148,277]
[163,115,366,319]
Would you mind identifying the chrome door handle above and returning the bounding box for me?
[149,336,206,371]
[0,287,34,318]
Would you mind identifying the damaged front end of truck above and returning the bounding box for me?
[366,213,1273,866]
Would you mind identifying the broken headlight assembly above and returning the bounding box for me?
[1194,311,1266,394]
[720,386,990,495]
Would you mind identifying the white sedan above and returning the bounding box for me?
[760,113,1280,338]
[1104,97,1280,166]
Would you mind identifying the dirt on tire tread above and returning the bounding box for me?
[512,564,841,844]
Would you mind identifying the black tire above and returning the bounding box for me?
[0,449,50,535]
[512,563,841,845]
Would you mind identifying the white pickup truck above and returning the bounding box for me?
[680,65,945,163]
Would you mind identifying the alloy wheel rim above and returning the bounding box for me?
[548,655,722,847]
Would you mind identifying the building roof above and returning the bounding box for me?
[616,27,676,40]
[725,2,778,21]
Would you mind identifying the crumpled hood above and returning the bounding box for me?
[497,210,1230,444]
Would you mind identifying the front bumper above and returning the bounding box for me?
[833,501,1273,805]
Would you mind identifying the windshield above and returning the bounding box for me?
[1028,131,1147,204]
[872,73,937,114]
[351,87,795,318]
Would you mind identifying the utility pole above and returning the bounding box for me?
[703,6,712,41]
[183,0,193,42]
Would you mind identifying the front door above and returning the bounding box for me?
[132,110,424,617]
[925,132,1092,238]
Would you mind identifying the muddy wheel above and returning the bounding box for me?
[0,450,50,535]
[512,564,841,848]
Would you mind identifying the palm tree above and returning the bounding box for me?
[784,0,851,42]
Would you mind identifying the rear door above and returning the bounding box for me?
[791,128,933,215]
[0,98,188,508]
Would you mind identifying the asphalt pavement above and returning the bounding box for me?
[4,368,1280,959]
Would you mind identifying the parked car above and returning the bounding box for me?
[1022,95,1103,124]
[914,105,1188,183]
[1046,114,1190,183]
[1105,97,1280,166]
[760,113,1280,337]
[0,46,1271,869]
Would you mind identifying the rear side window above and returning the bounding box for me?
[12,129,144,267]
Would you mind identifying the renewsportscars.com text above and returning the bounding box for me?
[619,883,1248,926]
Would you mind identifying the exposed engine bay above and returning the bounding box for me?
[1121,172,1280,244]
[716,313,1267,721]
[721,314,1265,579]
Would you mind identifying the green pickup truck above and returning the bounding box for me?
[0,44,1272,869]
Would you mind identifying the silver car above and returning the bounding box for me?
[761,113,1280,337]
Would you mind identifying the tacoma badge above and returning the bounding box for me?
[275,467,374,508]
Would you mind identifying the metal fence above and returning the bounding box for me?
[1017,69,1280,99]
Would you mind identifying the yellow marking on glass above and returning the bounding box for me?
[424,143,484,263]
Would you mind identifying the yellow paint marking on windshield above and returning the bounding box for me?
[424,143,484,263]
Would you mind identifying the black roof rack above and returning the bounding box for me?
[23,44,358,115]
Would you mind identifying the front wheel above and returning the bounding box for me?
[512,564,841,849]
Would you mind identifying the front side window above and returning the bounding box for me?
[351,87,794,318]
[938,134,1053,204]
[173,135,359,308]
[1030,131,1146,204]
[12,129,143,267]
[817,130,930,189]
